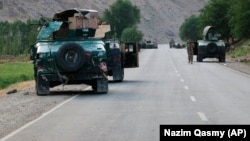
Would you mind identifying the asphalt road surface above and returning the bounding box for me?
[2,44,250,141]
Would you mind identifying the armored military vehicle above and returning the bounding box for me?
[194,26,226,62]
[104,39,139,82]
[144,40,158,49]
[169,38,175,48]
[30,9,110,95]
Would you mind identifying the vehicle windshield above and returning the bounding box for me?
[37,21,63,40]
[110,42,120,48]
[208,33,221,41]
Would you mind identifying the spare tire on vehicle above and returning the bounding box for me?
[56,43,85,72]
[206,42,218,54]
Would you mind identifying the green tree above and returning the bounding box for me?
[199,0,231,40]
[121,27,143,42]
[228,0,250,38]
[179,15,201,41]
[0,20,39,55]
[103,0,141,38]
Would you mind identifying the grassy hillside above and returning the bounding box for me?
[228,39,250,63]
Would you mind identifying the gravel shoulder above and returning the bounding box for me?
[0,58,250,139]
[0,82,88,139]
[223,58,250,75]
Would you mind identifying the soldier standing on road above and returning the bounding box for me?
[187,39,194,64]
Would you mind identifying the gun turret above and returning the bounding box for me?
[203,26,221,41]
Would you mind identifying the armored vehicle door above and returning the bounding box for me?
[104,39,121,66]
[122,42,139,68]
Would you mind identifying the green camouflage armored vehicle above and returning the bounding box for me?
[30,9,109,95]
[194,26,226,62]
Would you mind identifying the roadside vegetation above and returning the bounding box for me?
[0,20,39,56]
[0,21,37,89]
[228,39,250,62]
[102,0,143,42]
[179,0,250,63]
[0,62,34,89]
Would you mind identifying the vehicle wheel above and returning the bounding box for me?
[36,74,50,96]
[113,67,124,82]
[57,43,85,72]
[197,54,203,62]
[92,81,97,91]
[219,55,226,62]
[207,42,218,54]
[115,54,124,82]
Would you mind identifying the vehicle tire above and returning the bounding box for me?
[92,81,97,91]
[36,74,50,96]
[219,55,226,62]
[197,54,203,62]
[113,54,124,82]
[113,67,124,82]
[57,43,85,72]
[207,42,218,54]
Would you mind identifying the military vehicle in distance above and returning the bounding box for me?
[30,9,111,95]
[193,26,226,62]
[169,38,175,48]
[144,40,158,49]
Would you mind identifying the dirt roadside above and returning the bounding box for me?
[0,81,89,139]
[0,58,250,139]
[222,59,250,75]
[0,81,35,97]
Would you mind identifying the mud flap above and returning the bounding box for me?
[36,74,50,95]
[96,78,108,93]
[112,67,124,82]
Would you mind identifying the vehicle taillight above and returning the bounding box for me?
[98,62,107,72]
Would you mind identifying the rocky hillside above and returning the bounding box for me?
[0,0,209,43]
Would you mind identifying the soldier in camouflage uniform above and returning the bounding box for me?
[187,40,194,64]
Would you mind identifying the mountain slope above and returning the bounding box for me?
[0,0,209,43]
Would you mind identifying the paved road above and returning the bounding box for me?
[2,44,250,141]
